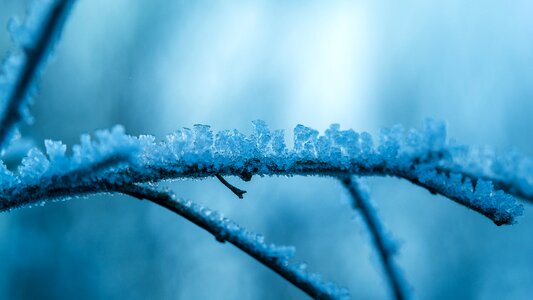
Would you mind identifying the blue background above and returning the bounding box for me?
[1,0,532,299]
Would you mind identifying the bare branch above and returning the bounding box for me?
[216,174,246,199]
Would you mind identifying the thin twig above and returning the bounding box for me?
[0,0,76,148]
[216,174,246,199]
[118,184,348,300]
[341,176,410,300]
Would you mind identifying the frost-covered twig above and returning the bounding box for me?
[0,125,138,210]
[0,121,523,225]
[121,120,523,225]
[341,176,410,300]
[118,184,349,300]
[436,146,533,204]
[0,0,76,149]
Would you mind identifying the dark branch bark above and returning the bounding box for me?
[216,174,246,199]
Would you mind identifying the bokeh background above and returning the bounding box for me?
[1,0,533,299]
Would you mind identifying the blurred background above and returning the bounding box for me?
[1,0,533,299]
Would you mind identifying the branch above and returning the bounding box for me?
[216,174,246,199]
[117,184,349,300]
[435,145,533,204]
[341,176,410,300]
[0,121,523,225]
[0,125,139,210]
[0,0,76,148]
[119,120,523,225]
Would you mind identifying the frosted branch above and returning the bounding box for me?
[0,0,76,149]
[124,120,523,225]
[118,184,349,300]
[437,146,533,204]
[0,120,523,225]
[341,176,410,300]
[0,125,139,210]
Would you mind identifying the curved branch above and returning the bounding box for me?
[2,158,520,225]
[117,184,349,300]
[0,121,523,225]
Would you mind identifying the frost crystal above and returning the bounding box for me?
[271,129,286,156]
[294,124,319,157]
[251,120,271,153]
